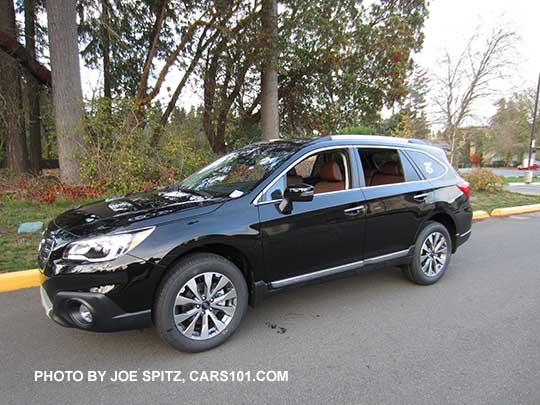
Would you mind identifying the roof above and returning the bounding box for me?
[252,134,440,153]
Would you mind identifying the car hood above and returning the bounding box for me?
[53,186,225,237]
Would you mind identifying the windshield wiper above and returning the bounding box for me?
[178,187,215,198]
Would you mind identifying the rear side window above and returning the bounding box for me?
[406,150,447,179]
[357,148,420,187]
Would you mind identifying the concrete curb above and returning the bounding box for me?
[472,210,490,221]
[1,203,540,294]
[491,203,540,217]
[0,269,45,293]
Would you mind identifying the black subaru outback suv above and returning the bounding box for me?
[39,135,472,352]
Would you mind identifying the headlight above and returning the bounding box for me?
[63,228,154,262]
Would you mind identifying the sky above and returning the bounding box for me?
[415,0,540,126]
[77,0,540,127]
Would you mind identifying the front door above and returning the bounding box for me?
[257,148,366,284]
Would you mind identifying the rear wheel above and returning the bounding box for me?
[154,253,248,352]
[402,221,452,285]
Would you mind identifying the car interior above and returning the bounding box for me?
[286,151,349,194]
[283,148,406,194]
[358,149,404,186]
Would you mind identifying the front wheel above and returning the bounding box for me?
[154,253,248,352]
[402,221,452,285]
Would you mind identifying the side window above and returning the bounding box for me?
[399,151,422,182]
[263,175,286,201]
[294,156,316,178]
[358,148,419,187]
[261,149,351,201]
[407,150,446,179]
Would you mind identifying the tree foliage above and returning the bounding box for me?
[488,92,538,163]
[278,0,428,135]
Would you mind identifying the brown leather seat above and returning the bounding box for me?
[287,167,303,185]
[370,161,404,186]
[314,162,345,193]
[363,168,377,186]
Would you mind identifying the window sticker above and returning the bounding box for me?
[424,161,434,175]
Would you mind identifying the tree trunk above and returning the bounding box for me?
[0,0,30,174]
[260,0,279,141]
[46,0,85,185]
[24,0,42,173]
[100,0,112,100]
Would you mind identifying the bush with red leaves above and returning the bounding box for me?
[0,175,106,204]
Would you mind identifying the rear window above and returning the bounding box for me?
[406,150,447,179]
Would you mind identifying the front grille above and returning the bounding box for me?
[38,235,55,270]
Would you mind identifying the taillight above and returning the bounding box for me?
[457,182,471,199]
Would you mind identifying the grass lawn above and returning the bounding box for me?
[470,191,540,213]
[0,199,92,274]
[504,176,540,183]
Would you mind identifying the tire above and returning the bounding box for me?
[154,253,248,352]
[402,221,452,285]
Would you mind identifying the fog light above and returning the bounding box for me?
[79,304,93,324]
[89,284,116,294]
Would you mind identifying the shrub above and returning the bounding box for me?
[490,160,507,168]
[0,175,104,203]
[337,126,378,135]
[469,153,482,165]
[80,98,215,194]
[462,168,504,193]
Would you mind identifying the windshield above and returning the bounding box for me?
[179,142,302,197]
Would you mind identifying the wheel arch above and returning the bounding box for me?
[426,211,458,253]
[156,242,257,306]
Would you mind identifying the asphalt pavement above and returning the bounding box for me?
[1,214,540,404]
[459,167,536,178]
[505,183,540,195]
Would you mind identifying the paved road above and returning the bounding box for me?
[459,167,534,178]
[505,183,540,195]
[2,214,540,404]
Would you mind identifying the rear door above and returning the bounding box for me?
[356,147,434,259]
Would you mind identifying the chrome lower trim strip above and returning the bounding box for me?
[269,248,410,289]
[363,249,410,266]
[458,229,472,238]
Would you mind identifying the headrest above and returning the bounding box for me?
[320,162,343,182]
[380,161,402,176]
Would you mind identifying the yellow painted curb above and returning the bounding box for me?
[0,269,46,293]
[472,210,490,220]
[491,204,540,217]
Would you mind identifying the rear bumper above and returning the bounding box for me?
[40,282,152,332]
[456,228,472,248]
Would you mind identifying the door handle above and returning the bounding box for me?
[413,192,429,202]
[344,205,366,216]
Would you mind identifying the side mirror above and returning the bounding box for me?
[284,183,314,202]
[278,183,314,214]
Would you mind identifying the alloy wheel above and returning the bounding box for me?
[420,231,448,277]
[173,272,237,340]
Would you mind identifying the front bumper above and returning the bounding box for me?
[40,282,152,332]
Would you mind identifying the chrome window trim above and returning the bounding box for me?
[357,146,448,190]
[252,144,449,206]
[269,248,411,288]
[256,187,360,206]
[253,145,357,205]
